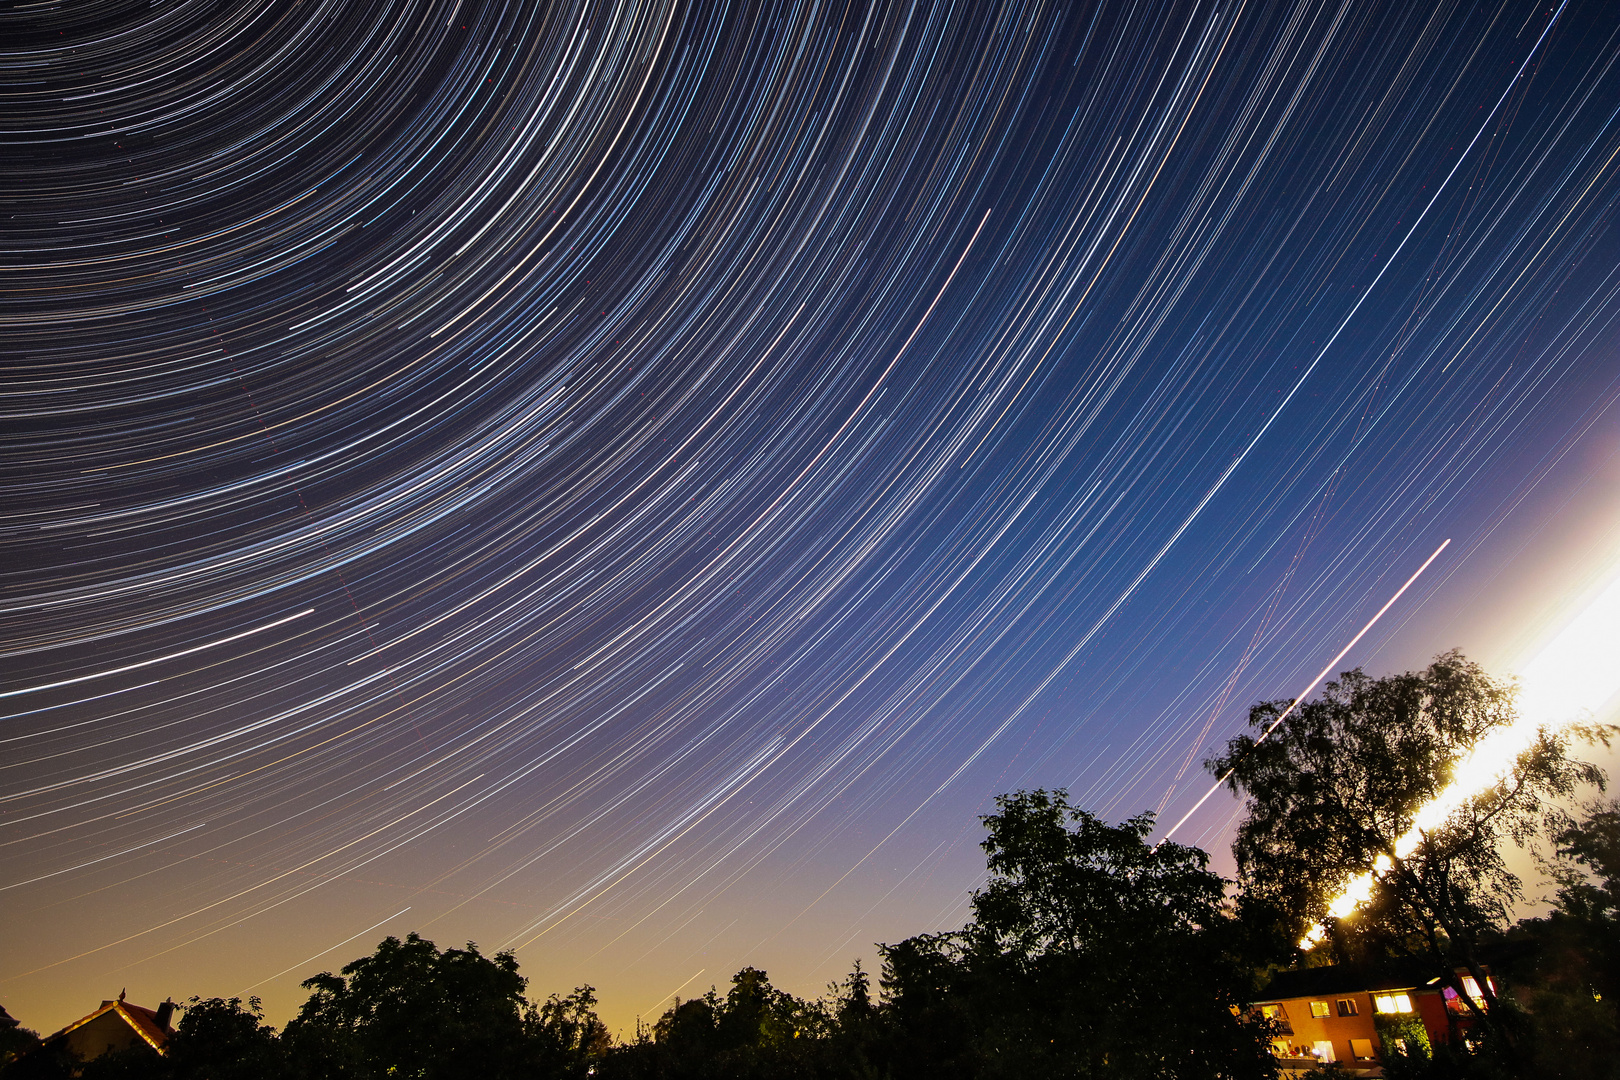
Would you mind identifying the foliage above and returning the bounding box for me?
[1207,650,1610,1048]
[0,1040,74,1080]
[72,997,285,1080]
[284,932,592,1080]
[526,985,611,1079]
[871,932,977,1080]
[0,1025,38,1071]
[1488,798,1620,1079]
[598,795,1278,1079]
[69,1046,162,1080]
[11,708,1619,1080]
[598,966,829,1080]
[1373,1012,1432,1078]
[1549,797,1620,929]
[970,792,1228,958]
[870,792,1278,1080]
[967,791,1276,1078]
[164,997,284,1080]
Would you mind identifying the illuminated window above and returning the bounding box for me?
[1260,1004,1287,1020]
[1312,1040,1336,1062]
[1336,999,1359,1017]
[1350,1038,1377,1060]
[1310,1000,1330,1018]
[1375,993,1413,1014]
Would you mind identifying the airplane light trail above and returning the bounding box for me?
[1158,539,1452,847]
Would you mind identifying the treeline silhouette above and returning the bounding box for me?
[4,656,1617,1079]
[1,794,1280,1080]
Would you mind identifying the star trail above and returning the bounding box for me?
[5,0,1620,1033]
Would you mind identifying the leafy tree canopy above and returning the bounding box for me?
[286,933,540,1080]
[1208,650,1612,1048]
[1551,797,1620,926]
[878,791,1277,1080]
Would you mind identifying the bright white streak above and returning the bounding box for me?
[1158,540,1452,846]
[1301,560,1620,947]
[0,609,314,700]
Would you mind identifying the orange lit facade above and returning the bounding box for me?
[1251,963,1489,1075]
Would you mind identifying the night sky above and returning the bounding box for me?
[6,0,1620,1037]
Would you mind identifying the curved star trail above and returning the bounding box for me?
[5,0,1620,1030]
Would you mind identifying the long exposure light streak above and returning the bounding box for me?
[5,0,1619,1032]
[1301,554,1620,948]
[1159,538,1452,845]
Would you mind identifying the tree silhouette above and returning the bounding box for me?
[871,791,1276,1079]
[284,932,595,1080]
[1208,650,1613,1055]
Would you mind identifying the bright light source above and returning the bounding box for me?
[1516,569,1620,726]
[1300,559,1620,949]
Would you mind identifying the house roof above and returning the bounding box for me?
[49,998,171,1054]
[1256,960,1447,1002]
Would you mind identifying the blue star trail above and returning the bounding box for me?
[4,0,1620,1031]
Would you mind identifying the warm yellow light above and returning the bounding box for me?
[1516,568,1620,725]
[1299,560,1620,949]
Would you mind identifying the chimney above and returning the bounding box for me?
[155,999,175,1031]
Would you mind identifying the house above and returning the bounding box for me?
[28,992,175,1069]
[1250,961,1491,1076]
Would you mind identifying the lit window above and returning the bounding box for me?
[1260,1004,1287,1020]
[1310,1000,1330,1018]
[1350,1038,1377,1060]
[1374,993,1413,1014]
[1312,1040,1336,1062]
[1336,999,1358,1017]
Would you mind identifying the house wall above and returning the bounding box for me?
[1269,993,1379,1064]
[1415,992,1453,1046]
[1266,988,1455,1065]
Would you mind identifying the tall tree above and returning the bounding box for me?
[1493,797,1620,1080]
[526,986,610,1080]
[1550,797,1620,933]
[966,791,1276,1079]
[873,932,978,1080]
[1208,651,1612,1048]
[873,791,1276,1079]
[283,932,599,1080]
[599,967,825,1080]
[164,997,284,1080]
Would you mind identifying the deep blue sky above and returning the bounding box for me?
[5,0,1620,1034]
